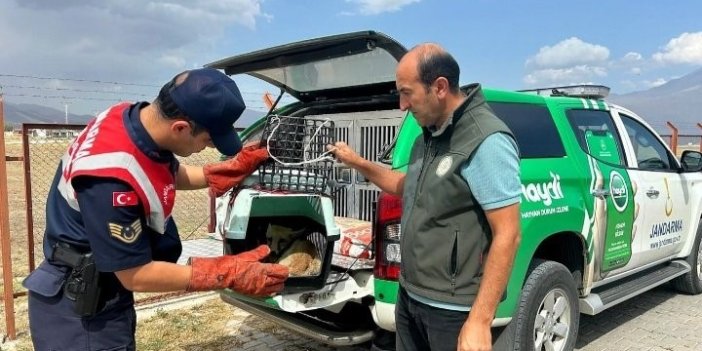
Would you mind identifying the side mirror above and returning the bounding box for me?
[680,150,702,172]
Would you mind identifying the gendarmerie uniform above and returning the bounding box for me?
[23,102,181,350]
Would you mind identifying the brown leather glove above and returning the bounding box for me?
[204,145,269,197]
[187,245,289,296]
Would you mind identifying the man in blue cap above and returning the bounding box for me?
[22,68,289,350]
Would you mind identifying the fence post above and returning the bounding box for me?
[666,121,678,155]
[0,94,17,340]
[21,124,36,273]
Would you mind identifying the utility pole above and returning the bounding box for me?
[64,103,68,124]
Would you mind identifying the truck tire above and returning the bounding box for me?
[513,259,579,351]
[672,219,702,295]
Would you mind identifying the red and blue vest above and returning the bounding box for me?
[57,103,176,233]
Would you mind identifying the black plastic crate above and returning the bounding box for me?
[258,115,335,195]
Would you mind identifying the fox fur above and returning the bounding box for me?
[265,224,322,276]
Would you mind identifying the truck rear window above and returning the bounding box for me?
[566,109,626,166]
[488,102,565,159]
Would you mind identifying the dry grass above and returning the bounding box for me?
[5,296,331,350]
[4,297,239,350]
[136,299,246,351]
[0,297,233,350]
[133,298,354,351]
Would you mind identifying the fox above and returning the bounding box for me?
[265,224,322,276]
[278,239,322,277]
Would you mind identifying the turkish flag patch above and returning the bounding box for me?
[112,191,138,207]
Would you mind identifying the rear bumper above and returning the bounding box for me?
[220,292,375,346]
[370,300,396,332]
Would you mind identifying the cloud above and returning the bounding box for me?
[523,38,609,87]
[526,37,609,69]
[652,32,702,65]
[523,65,607,87]
[345,0,420,15]
[0,0,269,113]
[158,54,188,69]
[16,0,266,30]
[615,52,643,76]
[644,78,667,88]
[622,52,643,62]
[0,0,268,79]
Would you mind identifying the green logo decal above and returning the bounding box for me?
[609,171,628,212]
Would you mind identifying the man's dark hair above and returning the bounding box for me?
[155,74,205,135]
[416,49,460,93]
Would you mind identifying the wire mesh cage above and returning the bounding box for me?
[258,115,335,194]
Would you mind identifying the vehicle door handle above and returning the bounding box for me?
[591,189,609,199]
[646,189,660,198]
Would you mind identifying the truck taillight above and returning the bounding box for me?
[374,192,402,280]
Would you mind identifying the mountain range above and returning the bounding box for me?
[2,102,93,126]
[2,69,701,134]
[0,101,266,129]
[608,67,702,135]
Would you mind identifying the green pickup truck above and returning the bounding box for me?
[208,31,702,351]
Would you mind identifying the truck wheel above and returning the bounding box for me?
[514,259,579,351]
[672,219,702,294]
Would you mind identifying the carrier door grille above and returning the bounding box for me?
[314,111,403,221]
[333,187,349,218]
[355,116,401,221]
[358,189,379,221]
[332,121,351,218]
[335,123,350,146]
[360,124,398,162]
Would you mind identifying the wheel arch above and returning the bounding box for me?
[498,231,587,318]
[679,215,702,259]
[532,231,587,291]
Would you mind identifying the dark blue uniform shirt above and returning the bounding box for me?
[43,102,182,273]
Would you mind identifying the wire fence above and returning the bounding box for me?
[17,124,221,273]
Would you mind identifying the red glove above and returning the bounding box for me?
[204,145,269,197]
[187,245,289,296]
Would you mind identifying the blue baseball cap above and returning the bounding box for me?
[162,68,244,156]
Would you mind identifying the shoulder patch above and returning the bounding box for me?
[108,219,142,244]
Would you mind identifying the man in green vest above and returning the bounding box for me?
[328,43,521,351]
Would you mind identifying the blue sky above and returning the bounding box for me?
[1,0,701,115]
